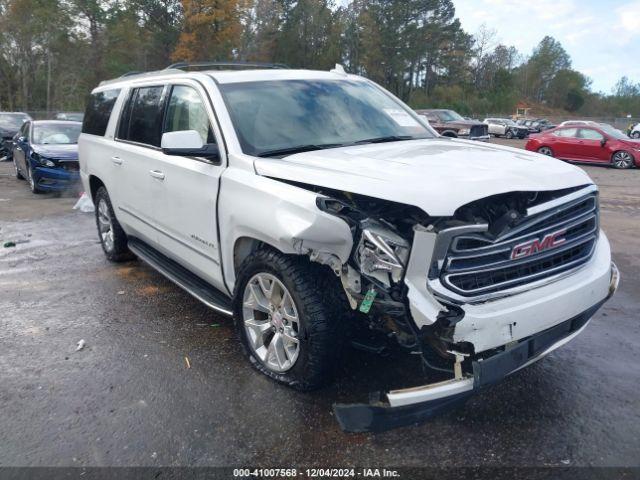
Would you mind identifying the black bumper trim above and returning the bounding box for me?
[333,299,606,433]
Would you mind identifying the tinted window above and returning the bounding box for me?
[553,128,578,138]
[164,86,214,144]
[578,128,604,141]
[83,89,120,136]
[120,86,164,146]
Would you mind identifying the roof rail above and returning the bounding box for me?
[120,71,143,78]
[166,61,289,71]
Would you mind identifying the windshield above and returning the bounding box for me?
[219,80,433,156]
[33,123,81,145]
[0,114,29,130]
[600,124,629,140]
[436,110,465,122]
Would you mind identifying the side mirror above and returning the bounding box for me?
[601,138,608,147]
[161,130,219,160]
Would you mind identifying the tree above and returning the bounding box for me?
[172,0,247,62]
[523,36,571,102]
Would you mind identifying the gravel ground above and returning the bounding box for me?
[0,142,638,469]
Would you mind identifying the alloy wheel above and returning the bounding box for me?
[538,147,553,157]
[613,151,634,169]
[242,273,300,373]
[97,198,115,252]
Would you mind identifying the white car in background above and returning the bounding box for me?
[628,122,640,139]
[79,63,619,432]
[483,118,528,139]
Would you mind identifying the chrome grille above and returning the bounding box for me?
[440,193,598,298]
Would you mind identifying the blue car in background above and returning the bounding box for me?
[13,120,82,193]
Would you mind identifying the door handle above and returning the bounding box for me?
[111,156,123,165]
[149,170,165,180]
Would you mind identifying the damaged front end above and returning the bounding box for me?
[309,184,618,432]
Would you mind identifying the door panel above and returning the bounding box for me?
[576,129,607,162]
[111,85,167,245]
[149,82,226,290]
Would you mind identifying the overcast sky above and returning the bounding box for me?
[337,0,640,93]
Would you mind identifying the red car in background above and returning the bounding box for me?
[525,123,640,169]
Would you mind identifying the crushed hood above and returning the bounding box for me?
[32,144,78,161]
[254,138,593,216]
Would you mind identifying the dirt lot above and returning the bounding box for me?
[1,141,639,469]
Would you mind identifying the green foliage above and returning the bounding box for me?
[0,0,637,119]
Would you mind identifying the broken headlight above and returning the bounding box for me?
[356,222,410,285]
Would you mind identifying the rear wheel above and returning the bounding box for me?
[611,151,634,169]
[233,248,346,391]
[537,146,554,157]
[94,186,134,262]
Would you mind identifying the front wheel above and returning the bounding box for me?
[538,146,554,157]
[27,165,41,193]
[233,248,346,391]
[505,130,514,139]
[14,160,24,180]
[612,151,635,169]
[631,131,640,139]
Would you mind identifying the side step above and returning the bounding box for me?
[127,237,233,316]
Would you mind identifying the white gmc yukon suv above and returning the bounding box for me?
[79,63,619,432]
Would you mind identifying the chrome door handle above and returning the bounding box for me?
[111,156,123,165]
[149,170,165,180]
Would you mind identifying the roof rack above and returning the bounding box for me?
[166,61,289,71]
[120,71,144,78]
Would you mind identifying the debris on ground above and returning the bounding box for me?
[211,324,220,328]
[73,192,95,213]
[76,339,86,351]
[3,241,16,248]
[185,356,191,369]
[117,291,125,295]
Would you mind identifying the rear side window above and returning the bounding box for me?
[119,86,165,147]
[553,128,578,138]
[82,89,120,136]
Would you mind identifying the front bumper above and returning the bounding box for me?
[32,165,80,191]
[459,134,491,142]
[334,265,618,432]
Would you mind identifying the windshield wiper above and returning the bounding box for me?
[256,143,345,158]
[353,135,415,145]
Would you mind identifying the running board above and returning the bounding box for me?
[127,237,233,316]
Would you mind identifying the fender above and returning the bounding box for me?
[218,165,354,292]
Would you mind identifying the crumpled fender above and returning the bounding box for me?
[219,166,353,291]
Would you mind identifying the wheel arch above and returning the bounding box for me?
[440,130,458,138]
[89,175,105,203]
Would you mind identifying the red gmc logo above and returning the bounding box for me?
[510,229,567,260]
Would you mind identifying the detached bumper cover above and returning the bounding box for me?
[334,264,618,433]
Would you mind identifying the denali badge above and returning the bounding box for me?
[510,229,567,260]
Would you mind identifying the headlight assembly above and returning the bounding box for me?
[31,152,55,167]
[356,222,410,285]
[458,128,470,136]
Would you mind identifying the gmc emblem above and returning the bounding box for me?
[510,229,567,260]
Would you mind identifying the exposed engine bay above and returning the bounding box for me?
[285,180,594,375]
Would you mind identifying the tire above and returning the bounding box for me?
[537,146,554,157]
[233,247,347,391]
[14,160,24,180]
[94,186,135,262]
[505,130,514,139]
[631,131,640,139]
[611,151,635,169]
[27,165,42,193]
